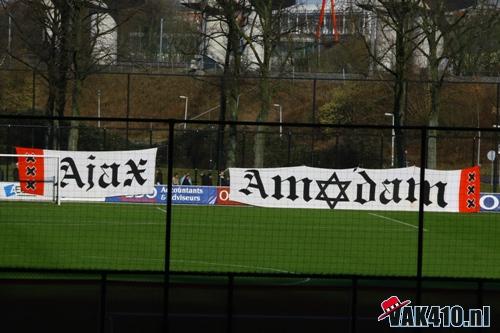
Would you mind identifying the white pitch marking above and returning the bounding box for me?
[0,221,163,226]
[170,259,293,274]
[82,256,292,274]
[368,212,428,232]
[156,207,415,231]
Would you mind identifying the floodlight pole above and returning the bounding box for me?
[159,18,164,63]
[274,104,282,138]
[385,113,395,167]
[179,96,188,129]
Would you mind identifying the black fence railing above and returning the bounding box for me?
[1,115,500,332]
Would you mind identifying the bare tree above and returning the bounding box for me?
[399,0,499,168]
[356,0,423,167]
[236,0,295,167]
[202,0,249,169]
[3,0,127,150]
[3,0,74,149]
[67,0,119,150]
[411,0,470,168]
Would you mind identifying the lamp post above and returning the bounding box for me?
[179,95,188,129]
[274,104,282,138]
[385,112,395,167]
[158,18,164,63]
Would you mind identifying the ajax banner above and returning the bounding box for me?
[229,166,480,213]
[105,185,217,205]
[16,147,157,198]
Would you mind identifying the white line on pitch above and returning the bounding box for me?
[82,256,292,274]
[368,212,428,232]
[170,259,292,274]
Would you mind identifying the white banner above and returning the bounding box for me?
[16,147,157,198]
[229,166,480,213]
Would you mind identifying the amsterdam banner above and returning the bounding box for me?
[229,166,480,213]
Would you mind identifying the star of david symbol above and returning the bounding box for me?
[315,172,351,209]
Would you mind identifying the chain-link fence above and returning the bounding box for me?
[1,115,500,332]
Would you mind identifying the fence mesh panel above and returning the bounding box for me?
[0,118,499,280]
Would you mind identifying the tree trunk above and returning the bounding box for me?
[393,81,407,168]
[426,30,441,169]
[253,74,271,168]
[427,82,441,169]
[225,20,242,168]
[54,3,71,119]
[68,79,81,151]
[226,92,239,168]
[393,13,408,168]
[45,82,56,149]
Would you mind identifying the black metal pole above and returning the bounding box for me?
[32,70,36,112]
[150,124,153,147]
[380,135,384,168]
[311,79,317,166]
[126,74,131,149]
[99,272,107,333]
[226,274,234,333]
[477,281,483,333]
[6,125,11,179]
[494,83,500,193]
[163,120,175,333]
[103,128,107,150]
[334,135,339,168]
[216,76,226,173]
[416,127,428,306]
[287,130,292,166]
[241,131,246,167]
[350,277,357,333]
[472,136,476,167]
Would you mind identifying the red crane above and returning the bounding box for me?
[315,0,339,43]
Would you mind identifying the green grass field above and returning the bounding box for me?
[1,201,499,279]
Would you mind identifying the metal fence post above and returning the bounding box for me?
[241,131,246,167]
[126,74,131,149]
[494,83,500,192]
[163,120,175,333]
[379,135,384,168]
[6,125,11,179]
[99,272,107,333]
[227,274,234,333]
[416,127,428,306]
[350,277,358,333]
[311,79,317,166]
[103,128,107,150]
[287,130,292,166]
[32,70,36,112]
